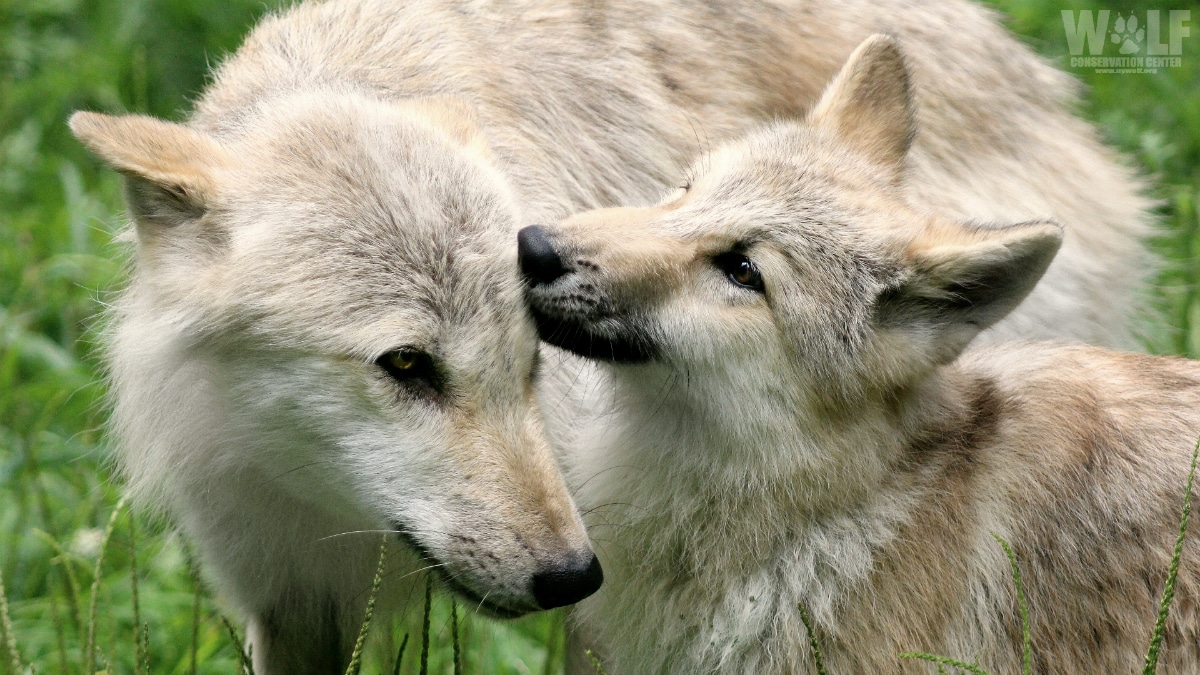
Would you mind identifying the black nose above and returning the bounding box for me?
[531,552,603,609]
[518,225,569,285]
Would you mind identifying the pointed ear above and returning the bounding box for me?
[875,220,1063,363]
[394,96,493,159]
[808,34,915,180]
[69,111,230,229]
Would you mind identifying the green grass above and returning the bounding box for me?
[1,1,566,670]
[0,0,1197,672]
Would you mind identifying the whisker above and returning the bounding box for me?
[349,561,451,604]
[580,502,638,517]
[627,368,679,439]
[474,590,492,617]
[255,460,334,489]
[314,529,399,543]
[574,463,642,493]
[311,526,456,544]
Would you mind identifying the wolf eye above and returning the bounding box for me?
[714,253,764,292]
[376,348,441,397]
[386,351,417,371]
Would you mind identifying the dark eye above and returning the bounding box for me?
[376,348,441,397]
[714,253,764,292]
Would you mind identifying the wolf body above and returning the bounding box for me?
[72,0,1155,671]
[522,37,1199,674]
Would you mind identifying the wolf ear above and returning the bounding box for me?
[69,112,229,230]
[876,220,1063,363]
[395,96,493,159]
[808,34,915,180]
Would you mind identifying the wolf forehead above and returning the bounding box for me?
[206,96,530,347]
[681,125,908,233]
[662,127,911,289]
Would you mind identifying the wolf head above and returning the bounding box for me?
[522,36,1062,438]
[72,92,600,616]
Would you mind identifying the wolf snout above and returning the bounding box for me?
[518,225,570,285]
[531,550,604,609]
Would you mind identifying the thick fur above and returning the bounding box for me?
[72,0,1156,671]
[528,37,1199,673]
[71,101,600,672]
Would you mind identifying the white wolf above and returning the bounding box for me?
[521,36,1199,674]
[72,0,1155,671]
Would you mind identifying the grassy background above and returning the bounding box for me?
[0,0,1196,672]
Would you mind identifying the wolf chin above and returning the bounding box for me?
[73,0,1158,672]
[523,36,1200,674]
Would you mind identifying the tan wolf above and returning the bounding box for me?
[521,36,1200,674]
[72,0,1154,671]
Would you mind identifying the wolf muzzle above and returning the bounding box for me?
[532,551,604,609]
[517,225,570,285]
[518,225,658,363]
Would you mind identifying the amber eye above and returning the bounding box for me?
[387,350,417,372]
[714,253,764,293]
[375,348,440,397]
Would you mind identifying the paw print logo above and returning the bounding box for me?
[1111,14,1145,54]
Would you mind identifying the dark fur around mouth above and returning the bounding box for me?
[529,306,657,363]
[391,524,530,619]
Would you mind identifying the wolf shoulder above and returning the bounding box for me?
[952,342,1200,484]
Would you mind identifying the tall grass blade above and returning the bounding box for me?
[190,559,202,675]
[129,515,145,675]
[345,537,387,675]
[32,530,82,634]
[392,633,409,675]
[451,600,461,675]
[584,648,607,675]
[798,604,828,675]
[221,615,256,675]
[0,565,25,675]
[899,652,991,674]
[542,612,564,672]
[49,592,69,675]
[139,623,150,675]
[898,535,1029,674]
[540,613,563,675]
[1142,436,1199,675]
[420,576,432,675]
[85,495,126,674]
[991,534,1031,675]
